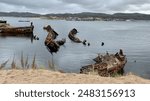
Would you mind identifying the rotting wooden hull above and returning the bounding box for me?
[0,20,7,23]
[80,50,127,77]
[0,26,34,36]
[45,40,60,53]
[56,38,66,46]
[44,25,60,53]
[68,34,82,43]
[43,25,58,39]
[68,28,82,43]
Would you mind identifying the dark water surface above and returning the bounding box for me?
[0,17,150,79]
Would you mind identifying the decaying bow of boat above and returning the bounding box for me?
[68,28,82,43]
[80,49,127,77]
[43,25,58,39]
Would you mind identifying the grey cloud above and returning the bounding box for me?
[0,0,62,8]
[60,0,150,13]
[0,0,150,14]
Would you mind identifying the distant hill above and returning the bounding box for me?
[0,12,150,20]
[0,12,41,17]
[45,12,111,18]
[45,12,150,20]
[112,13,150,20]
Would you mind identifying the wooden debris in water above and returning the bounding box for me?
[68,28,82,43]
[80,49,127,77]
[44,25,66,53]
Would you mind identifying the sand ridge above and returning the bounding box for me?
[0,69,149,84]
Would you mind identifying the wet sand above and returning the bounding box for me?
[0,69,149,84]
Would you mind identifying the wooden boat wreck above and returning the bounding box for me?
[44,25,66,53]
[43,25,58,39]
[45,37,60,53]
[56,38,66,46]
[80,49,127,77]
[0,20,7,23]
[0,22,34,36]
[68,28,82,43]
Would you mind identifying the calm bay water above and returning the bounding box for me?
[0,17,150,79]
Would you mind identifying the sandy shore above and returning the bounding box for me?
[0,69,150,84]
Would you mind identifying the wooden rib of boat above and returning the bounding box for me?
[80,49,127,77]
[68,28,82,43]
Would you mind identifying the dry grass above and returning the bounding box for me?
[0,60,9,69]
[25,55,29,69]
[11,56,16,69]
[48,60,55,71]
[0,53,34,70]
[31,54,36,69]
[0,53,55,71]
[21,52,30,69]
[21,52,24,68]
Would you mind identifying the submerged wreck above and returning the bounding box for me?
[68,28,90,46]
[43,25,58,39]
[56,38,66,46]
[68,28,82,43]
[0,22,34,36]
[80,49,127,77]
[44,25,66,53]
[45,37,60,53]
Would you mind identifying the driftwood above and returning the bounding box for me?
[80,49,127,77]
[68,28,82,43]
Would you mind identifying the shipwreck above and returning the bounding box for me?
[68,28,90,46]
[43,25,58,39]
[44,25,66,53]
[0,20,7,23]
[68,28,82,43]
[80,49,127,77]
[0,22,34,36]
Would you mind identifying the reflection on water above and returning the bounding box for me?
[0,17,150,79]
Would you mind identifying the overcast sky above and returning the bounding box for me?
[0,0,150,14]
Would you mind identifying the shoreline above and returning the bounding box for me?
[0,69,150,84]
